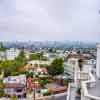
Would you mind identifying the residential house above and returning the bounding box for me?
[3,75,26,98]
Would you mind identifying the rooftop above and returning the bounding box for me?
[88,79,100,98]
[4,83,25,88]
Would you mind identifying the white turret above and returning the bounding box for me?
[96,43,100,79]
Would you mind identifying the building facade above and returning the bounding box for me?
[6,48,20,60]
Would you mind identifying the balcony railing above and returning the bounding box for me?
[81,72,100,100]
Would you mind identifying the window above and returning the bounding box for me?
[16,88,22,92]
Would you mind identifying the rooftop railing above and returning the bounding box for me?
[81,71,100,100]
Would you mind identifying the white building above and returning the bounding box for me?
[3,75,26,97]
[6,48,20,60]
[67,44,100,100]
[96,44,100,79]
[3,75,26,85]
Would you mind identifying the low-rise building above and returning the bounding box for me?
[3,75,26,98]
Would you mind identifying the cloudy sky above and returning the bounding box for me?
[0,0,100,42]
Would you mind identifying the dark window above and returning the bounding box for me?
[16,88,22,92]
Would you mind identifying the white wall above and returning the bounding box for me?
[96,44,100,79]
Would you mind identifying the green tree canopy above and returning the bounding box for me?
[48,58,64,76]
[0,50,27,77]
[0,60,16,77]
[30,53,48,61]
[16,50,26,62]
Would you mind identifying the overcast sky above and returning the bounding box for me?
[0,0,100,42]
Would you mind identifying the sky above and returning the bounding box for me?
[0,0,100,42]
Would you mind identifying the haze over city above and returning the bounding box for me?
[0,0,100,42]
[1,1,100,100]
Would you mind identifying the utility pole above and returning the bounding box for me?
[33,86,36,100]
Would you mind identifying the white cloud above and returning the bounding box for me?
[0,0,100,42]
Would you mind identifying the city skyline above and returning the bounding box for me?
[0,0,100,42]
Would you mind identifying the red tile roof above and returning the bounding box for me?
[52,86,67,93]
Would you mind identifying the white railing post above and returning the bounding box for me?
[67,83,71,100]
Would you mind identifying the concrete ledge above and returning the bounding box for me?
[0,92,67,100]
[36,92,67,100]
[82,72,100,100]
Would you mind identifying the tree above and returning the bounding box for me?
[30,54,39,60]
[15,50,27,70]
[30,53,48,61]
[0,42,6,51]
[0,60,16,77]
[0,79,6,98]
[49,48,56,53]
[0,50,27,77]
[48,58,64,76]
[16,50,26,63]
[0,52,27,77]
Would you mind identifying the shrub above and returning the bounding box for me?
[47,79,53,83]
[11,72,20,76]
[0,89,6,98]
[38,79,44,87]
[10,95,17,100]
[43,89,53,96]
[38,78,52,87]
